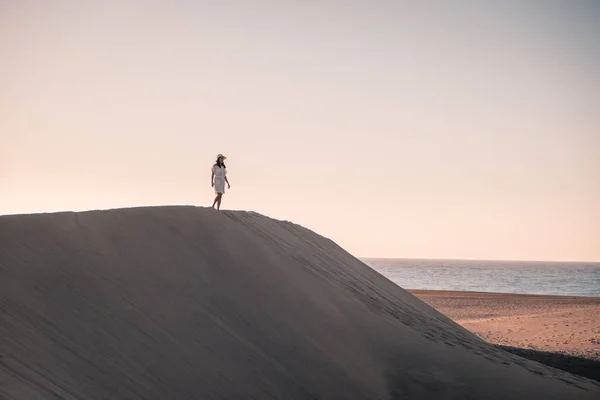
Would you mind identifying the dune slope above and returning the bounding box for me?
[1,206,598,399]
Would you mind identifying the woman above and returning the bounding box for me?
[211,154,230,210]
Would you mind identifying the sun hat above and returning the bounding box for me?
[217,154,226,159]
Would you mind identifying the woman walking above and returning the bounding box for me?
[211,154,230,210]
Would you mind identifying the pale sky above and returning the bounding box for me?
[1,1,599,262]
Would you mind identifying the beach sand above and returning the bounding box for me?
[411,290,600,380]
[1,207,599,399]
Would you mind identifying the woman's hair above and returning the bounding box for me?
[215,157,226,168]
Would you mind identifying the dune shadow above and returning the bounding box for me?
[498,345,600,383]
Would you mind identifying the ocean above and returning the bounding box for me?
[363,259,600,297]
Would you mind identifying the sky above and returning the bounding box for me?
[1,1,599,262]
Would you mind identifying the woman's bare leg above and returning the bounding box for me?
[216,194,223,210]
[212,194,219,208]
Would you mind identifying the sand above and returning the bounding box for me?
[411,290,600,380]
[1,206,599,399]
[411,290,600,360]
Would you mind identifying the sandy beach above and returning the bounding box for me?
[412,290,600,380]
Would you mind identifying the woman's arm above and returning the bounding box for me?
[224,176,231,188]
[211,170,215,187]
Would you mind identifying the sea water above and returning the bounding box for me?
[363,259,600,297]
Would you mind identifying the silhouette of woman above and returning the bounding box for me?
[211,154,230,210]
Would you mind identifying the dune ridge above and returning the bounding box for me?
[1,206,599,399]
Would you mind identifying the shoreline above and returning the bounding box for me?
[410,289,600,299]
[410,289,600,381]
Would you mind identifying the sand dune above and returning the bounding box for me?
[1,206,599,399]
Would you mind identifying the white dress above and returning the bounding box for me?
[212,164,227,194]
